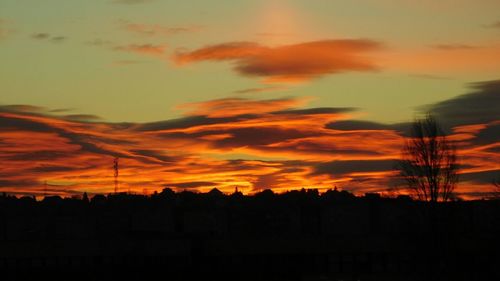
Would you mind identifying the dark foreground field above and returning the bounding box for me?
[1,189,498,281]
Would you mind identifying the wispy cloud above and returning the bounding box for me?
[173,39,381,84]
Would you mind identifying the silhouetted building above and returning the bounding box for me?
[0,189,498,281]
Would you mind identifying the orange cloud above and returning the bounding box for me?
[0,82,498,199]
[176,97,309,118]
[381,43,500,74]
[173,40,381,83]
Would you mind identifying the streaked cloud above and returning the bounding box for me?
[173,40,381,84]
[176,97,309,117]
[0,81,498,199]
[314,159,397,177]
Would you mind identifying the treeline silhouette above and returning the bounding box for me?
[0,188,499,281]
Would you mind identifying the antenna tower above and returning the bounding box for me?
[113,157,119,194]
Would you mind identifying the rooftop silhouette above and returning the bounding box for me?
[0,189,498,280]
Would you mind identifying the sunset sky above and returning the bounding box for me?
[0,0,499,198]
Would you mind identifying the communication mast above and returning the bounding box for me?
[113,157,119,194]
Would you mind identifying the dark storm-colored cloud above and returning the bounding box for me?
[471,123,500,145]
[327,79,499,148]
[423,79,500,127]
[460,170,500,184]
[137,115,254,131]
[0,114,56,133]
[313,159,397,177]
[325,120,411,137]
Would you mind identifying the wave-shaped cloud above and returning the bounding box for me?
[0,81,498,198]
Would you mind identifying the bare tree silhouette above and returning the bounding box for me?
[493,176,500,199]
[397,114,458,202]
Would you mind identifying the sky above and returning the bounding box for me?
[0,0,499,198]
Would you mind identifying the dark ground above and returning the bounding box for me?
[0,189,498,281]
